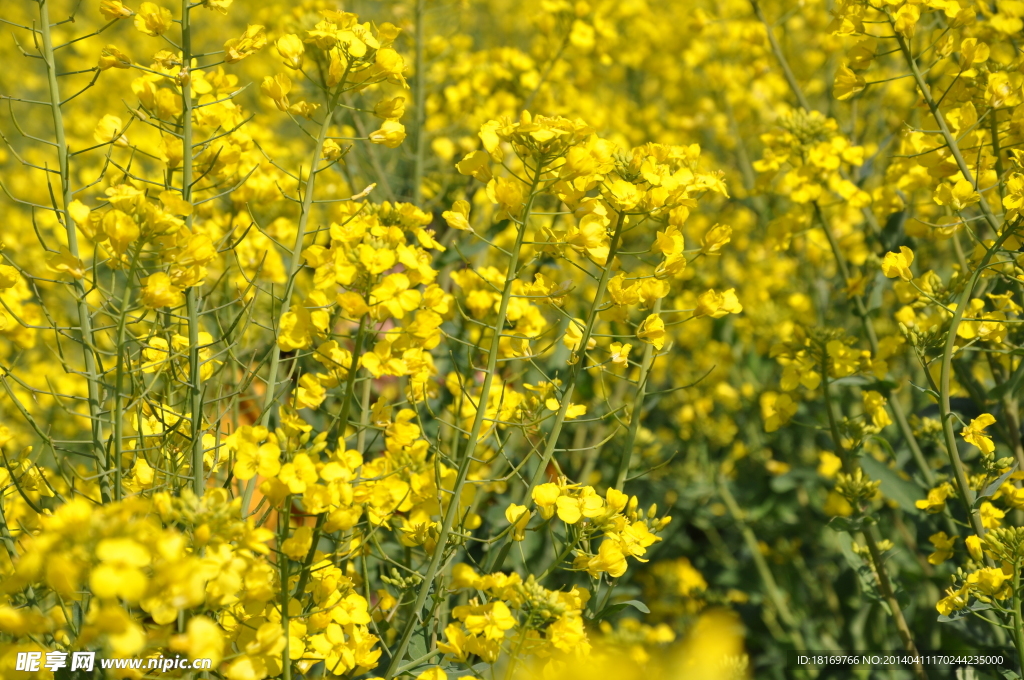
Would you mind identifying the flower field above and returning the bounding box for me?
[3,0,1024,678]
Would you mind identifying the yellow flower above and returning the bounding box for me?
[833,64,865,101]
[295,373,327,410]
[636,313,666,350]
[456,150,492,183]
[936,584,970,617]
[93,114,128,147]
[224,24,267,64]
[90,538,150,601]
[416,669,447,680]
[554,488,604,524]
[881,246,914,280]
[100,0,134,19]
[133,2,172,36]
[504,503,530,541]
[0,265,17,289]
[966,535,984,562]
[609,341,631,365]
[101,209,140,255]
[967,567,1009,597]
[174,616,224,667]
[604,178,640,211]
[862,390,892,430]
[543,399,586,419]
[460,601,516,640]
[202,0,233,14]
[281,525,313,560]
[761,391,797,433]
[934,177,981,212]
[368,98,406,125]
[927,532,956,565]
[546,614,588,654]
[584,539,628,578]
[442,200,472,231]
[694,288,742,319]
[261,73,292,111]
[700,223,732,255]
[532,483,561,520]
[98,44,131,70]
[45,247,86,279]
[915,483,952,513]
[979,501,1005,529]
[962,414,996,455]
[817,451,843,479]
[277,34,305,69]
[369,120,407,148]
[141,272,184,309]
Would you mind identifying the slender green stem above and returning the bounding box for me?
[112,245,144,501]
[279,495,292,680]
[244,74,349,518]
[1013,561,1024,679]
[938,225,1018,539]
[331,317,367,444]
[750,0,810,111]
[718,476,808,650]
[753,0,931,486]
[383,166,544,679]
[821,349,926,676]
[862,527,928,680]
[483,211,629,573]
[38,0,109,503]
[292,513,326,601]
[257,82,345,431]
[615,296,662,491]
[891,26,1000,234]
[181,0,205,498]
[412,0,426,205]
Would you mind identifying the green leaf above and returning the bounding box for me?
[827,515,872,533]
[595,599,650,620]
[974,464,1018,509]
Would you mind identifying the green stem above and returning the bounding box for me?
[257,81,345,431]
[412,0,426,205]
[863,527,928,680]
[718,476,808,651]
[181,0,205,498]
[279,495,292,680]
[383,165,544,679]
[244,74,350,518]
[483,210,629,573]
[891,27,1000,234]
[38,0,109,503]
[754,0,931,487]
[292,513,326,601]
[937,225,1017,539]
[750,0,810,111]
[331,316,368,444]
[614,296,662,491]
[821,344,926,676]
[1013,561,1024,678]
[112,245,144,501]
